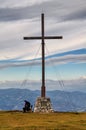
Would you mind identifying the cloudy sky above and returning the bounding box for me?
[0,0,86,91]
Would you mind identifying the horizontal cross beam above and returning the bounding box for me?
[23,36,63,40]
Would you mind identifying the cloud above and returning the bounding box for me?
[0,17,86,61]
[63,8,86,21]
[0,0,52,8]
[0,0,86,73]
[61,77,86,92]
[46,54,86,65]
[0,0,86,22]
[0,77,86,92]
[0,54,86,69]
[0,0,60,22]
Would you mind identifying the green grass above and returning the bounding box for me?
[0,111,86,130]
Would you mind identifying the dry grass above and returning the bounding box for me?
[0,111,86,130]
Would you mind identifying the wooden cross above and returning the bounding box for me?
[23,13,63,98]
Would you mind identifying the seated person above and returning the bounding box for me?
[23,100,32,112]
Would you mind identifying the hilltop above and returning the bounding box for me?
[0,111,86,130]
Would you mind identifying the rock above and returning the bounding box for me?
[34,97,54,113]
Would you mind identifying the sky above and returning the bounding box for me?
[0,0,86,91]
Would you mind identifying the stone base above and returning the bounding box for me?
[34,97,54,113]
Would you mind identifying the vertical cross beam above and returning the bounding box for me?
[41,13,45,97]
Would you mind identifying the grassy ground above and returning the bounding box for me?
[0,111,86,130]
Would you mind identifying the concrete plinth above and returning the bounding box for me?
[34,97,54,113]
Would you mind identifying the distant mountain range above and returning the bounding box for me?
[0,89,86,112]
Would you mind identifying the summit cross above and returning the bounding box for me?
[23,13,63,98]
